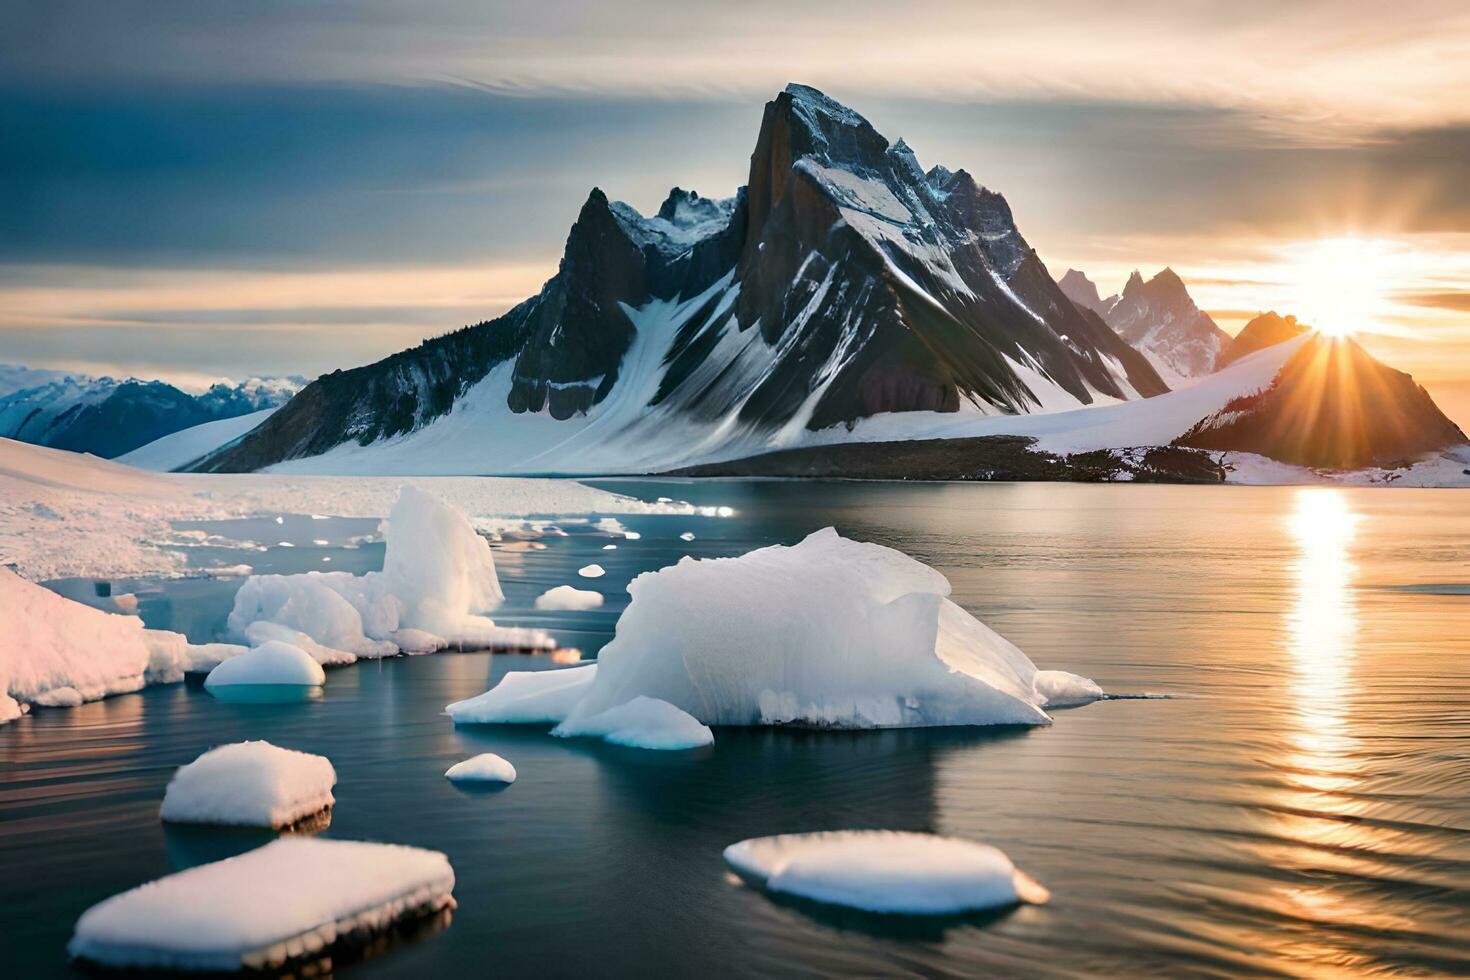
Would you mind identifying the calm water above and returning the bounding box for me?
[3,481,1468,977]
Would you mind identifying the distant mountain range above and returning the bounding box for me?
[0,370,301,459]
[186,84,1462,480]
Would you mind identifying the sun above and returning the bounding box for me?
[1287,237,1391,338]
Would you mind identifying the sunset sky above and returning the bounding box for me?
[3,1,1468,424]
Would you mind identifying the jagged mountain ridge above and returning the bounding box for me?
[1215,311,1308,370]
[0,372,301,459]
[1059,267,1230,382]
[197,83,1168,474]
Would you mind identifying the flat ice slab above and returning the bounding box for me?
[446,664,598,725]
[69,838,455,973]
[723,831,1049,915]
[445,753,517,783]
[160,741,336,829]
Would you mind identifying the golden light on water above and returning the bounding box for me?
[1285,237,1393,338]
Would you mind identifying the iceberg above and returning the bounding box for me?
[558,528,1087,731]
[227,486,554,663]
[552,695,713,750]
[533,585,605,611]
[723,831,1050,915]
[205,641,327,689]
[68,838,455,973]
[160,741,336,829]
[445,753,517,784]
[0,566,244,722]
[446,664,598,725]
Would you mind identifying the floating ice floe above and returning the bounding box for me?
[577,564,606,579]
[534,585,605,611]
[227,486,554,664]
[602,544,617,550]
[552,695,713,750]
[68,838,455,973]
[0,566,246,723]
[448,529,1101,747]
[679,532,696,541]
[723,831,1049,915]
[204,641,326,690]
[444,753,517,784]
[160,741,336,829]
[446,664,597,724]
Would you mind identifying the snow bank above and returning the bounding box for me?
[558,528,1074,731]
[204,641,326,689]
[118,409,276,472]
[68,838,455,973]
[534,585,604,611]
[0,567,243,721]
[446,664,597,725]
[553,695,713,750]
[723,831,1050,915]
[227,486,553,663]
[160,741,335,828]
[445,753,517,783]
[0,436,704,581]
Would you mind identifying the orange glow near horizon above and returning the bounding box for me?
[1286,238,1393,339]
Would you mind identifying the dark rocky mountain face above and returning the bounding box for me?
[1176,335,1467,468]
[0,375,299,459]
[1078,267,1231,380]
[197,83,1167,473]
[1215,311,1308,370]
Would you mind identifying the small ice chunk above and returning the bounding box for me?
[623,531,641,540]
[321,556,331,563]
[277,541,294,548]
[723,831,1049,915]
[204,641,326,689]
[445,753,517,784]
[534,585,604,611]
[68,838,455,973]
[312,539,329,546]
[1033,670,1105,707]
[446,664,597,724]
[274,516,284,525]
[679,532,696,541]
[603,544,617,550]
[577,564,606,579]
[552,695,713,750]
[160,741,336,828]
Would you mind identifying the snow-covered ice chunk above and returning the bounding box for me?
[205,641,326,689]
[558,528,1075,731]
[68,838,455,973]
[0,567,243,721]
[227,486,552,662]
[603,544,617,550]
[623,531,641,540]
[160,741,336,829]
[444,753,517,784]
[723,831,1049,915]
[446,664,597,724]
[1033,670,1104,708]
[577,564,606,579]
[679,532,696,541]
[534,585,604,611]
[553,695,713,750]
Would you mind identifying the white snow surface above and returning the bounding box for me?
[552,695,714,750]
[160,741,336,828]
[534,585,605,611]
[446,664,598,725]
[577,563,606,579]
[444,753,517,783]
[0,437,705,581]
[0,566,245,721]
[227,486,553,662]
[556,528,1075,731]
[68,838,455,973]
[204,641,326,689]
[723,831,1049,914]
[118,408,276,472]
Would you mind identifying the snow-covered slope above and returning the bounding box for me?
[119,408,276,471]
[198,83,1167,475]
[0,372,300,459]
